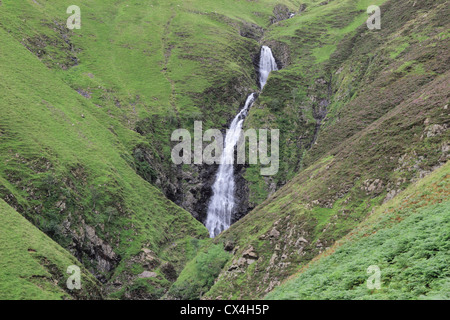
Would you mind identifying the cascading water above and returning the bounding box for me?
[205,93,256,238]
[205,46,278,238]
[259,46,279,89]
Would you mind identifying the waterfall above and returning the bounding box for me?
[259,46,279,89]
[205,46,278,238]
[205,93,256,238]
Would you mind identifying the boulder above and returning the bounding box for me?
[242,246,258,260]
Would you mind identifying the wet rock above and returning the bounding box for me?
[263,40,290,70]
[233,163,253,223]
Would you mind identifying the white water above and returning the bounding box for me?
[205,46,278,238]
[259,46,279,89]
[205,93,256,237]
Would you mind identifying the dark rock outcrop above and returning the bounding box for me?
[270,4,292,24]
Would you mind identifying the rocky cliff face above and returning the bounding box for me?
[133,78,259,224]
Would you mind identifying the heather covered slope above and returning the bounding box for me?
[0,200,102,300]
[244,0,448,204]
[266,163,450,300]
[244,0,391,203]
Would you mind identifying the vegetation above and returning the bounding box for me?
[203,0,449,299]
[0,200,101,299]
[0,0,448,300]
[0,0,211,299]
[267,163,450,300]
[167,243,231,300]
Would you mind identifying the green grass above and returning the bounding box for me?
[0,200,101,300]
[167,243,230,300]
[1,0,448,300]
[0,0,304,299]
[0,9,208,298]
[266,163,450,300]
[243,0,390,196]
[201,0,449,299]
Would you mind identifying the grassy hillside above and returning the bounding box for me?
[244,0,391,202]
[266,162,450,300]
[0,199,101,299]
[0,0,300,189]
[0,0,300,299]
[244,0,448,204]
[0,0,448,300]
[0,2,209,298]
[201,0,449,299]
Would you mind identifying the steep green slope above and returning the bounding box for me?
[244,0,448,204]
[0,0,304,299]
[0,199,101,300]
[244,0,390,203]
[266,163,450,300]
[201,0,449,299]
[1,0,448,301]
[166,243,231,300]
[0,20,207,299]
[0,0,302,219]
